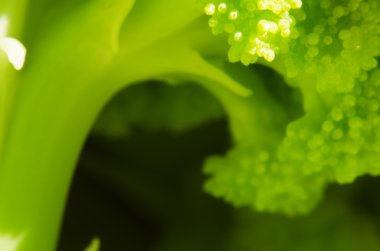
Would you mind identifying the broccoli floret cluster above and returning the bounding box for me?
[203,0,380,214]
[203,0,302,64]
[286,0,380,89]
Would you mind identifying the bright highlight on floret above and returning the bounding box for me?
[202,0,302,64]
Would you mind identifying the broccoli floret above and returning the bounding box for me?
[202,0,380,214]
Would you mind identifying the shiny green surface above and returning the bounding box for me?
[0,0,380,250]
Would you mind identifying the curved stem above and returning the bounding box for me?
[0,0,135,249]
[0,1,248,250]
[197,65,289,150]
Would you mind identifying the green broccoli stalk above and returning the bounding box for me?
[0,0,248,250]
[0,1,136,249]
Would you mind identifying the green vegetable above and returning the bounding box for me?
[200,0,380,214]
[0,0,379,250]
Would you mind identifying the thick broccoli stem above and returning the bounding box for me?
[0,0,134,250]
[0,1,236,250]
[0,0,27,32]
[0,0,28,161]
[0,80,119,251]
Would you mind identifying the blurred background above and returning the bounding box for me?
[57,78,380,251]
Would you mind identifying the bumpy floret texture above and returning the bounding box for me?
[286,0,380,91]
[203,0,380,214]
[202,0,302,64]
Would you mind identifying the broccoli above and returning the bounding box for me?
[0,0,379,250]
[200,0,380,214]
